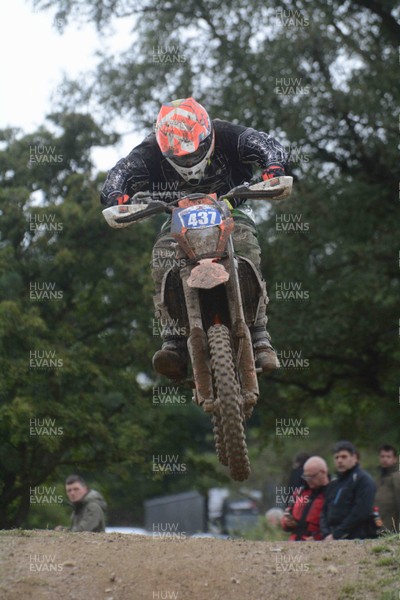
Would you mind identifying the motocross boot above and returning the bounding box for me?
[253,335,280,373]
[152,336,188,380]
[250,311,280,373]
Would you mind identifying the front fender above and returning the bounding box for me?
[187,258,229,289]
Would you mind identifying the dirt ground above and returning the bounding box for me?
[0,530,398,600]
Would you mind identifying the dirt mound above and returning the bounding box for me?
[0,530,398,600]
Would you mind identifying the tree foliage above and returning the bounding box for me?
[4,0,398,524]
[31,0,399,434]
[0,116,222,528]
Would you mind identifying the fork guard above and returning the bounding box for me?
[187,326,214,412]
[231,319,259,415]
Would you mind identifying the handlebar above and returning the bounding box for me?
[131,181,288,204]
[103,176,293,228]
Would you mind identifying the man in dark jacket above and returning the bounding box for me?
[281,456,329,541]
[101,97,288,380]
[375,444,400,532]
[321,441,376,540]
[65,475,107,532]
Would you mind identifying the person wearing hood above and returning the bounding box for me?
[375,444,400,532]
[65,475,107,532]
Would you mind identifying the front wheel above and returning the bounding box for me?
[207,324,250,481]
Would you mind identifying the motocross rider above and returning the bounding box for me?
[101,97,288,380]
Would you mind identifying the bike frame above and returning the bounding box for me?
[168,196,259,413]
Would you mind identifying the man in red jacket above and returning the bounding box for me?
[281,456,329,541]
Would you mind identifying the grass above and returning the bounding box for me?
[338,583,358,599]
[376,556,398,567]
[378,592,400,600]
[0,529,36,537]
[336,537,400,600]
[371,545,388,554]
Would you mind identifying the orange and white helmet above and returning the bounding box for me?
[155,97,215,183]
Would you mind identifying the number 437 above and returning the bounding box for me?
[187,211,217,226]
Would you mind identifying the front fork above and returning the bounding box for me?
[180,271,214,412]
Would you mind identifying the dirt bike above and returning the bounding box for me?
[103,176,293,481]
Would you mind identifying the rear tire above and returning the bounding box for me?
[207,324,250,481]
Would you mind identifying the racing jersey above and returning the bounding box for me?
[101,119,288,209]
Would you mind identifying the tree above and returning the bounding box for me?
[3,0,397,528]
[0,115,222,528]
[30,0,399,449]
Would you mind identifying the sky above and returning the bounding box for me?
[0,0,140,170]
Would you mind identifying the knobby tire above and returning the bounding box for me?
[208,324,250,481]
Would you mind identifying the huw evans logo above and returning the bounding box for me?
[285,144,311,164]
[275,486,310,505]
[152,46,186,63]
[276,350,310,369]
[152,181,180,194]
[276,214,310,232]
[29,555,63,572]
[152,249,186,270]
[153,386,187,405]
[29,350,63,368]
[30,486,63,504]
[30,282,63,300]
[285,143,311,164]
[275,553,310,572]
[30,418,63,436]
[152,318,187,337]
[275,282,309,300]
[152,522,186,539]
[275,77,310,95]
[29,144,63,164]
[152,592,179,600]
[275,418,309,437]
[152,454,187,474]
[29,213,63,231]
[275,9,309,27]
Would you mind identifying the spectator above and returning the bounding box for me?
[65,475,107,532]
[281,456,329,540]
[265,507,285,527]
[321,441,376,540]
[375,444,400,532]
[287,452,311,494]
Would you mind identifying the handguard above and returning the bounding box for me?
[102,203,151,228]
[225,176,293,201]
[248,176,293,199]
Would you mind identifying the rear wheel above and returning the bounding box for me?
[207,324,250,481]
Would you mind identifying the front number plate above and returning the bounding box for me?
[178,205,222,229]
